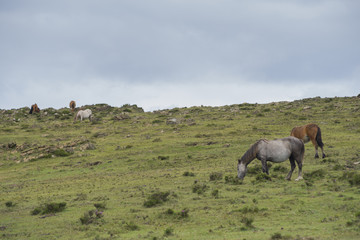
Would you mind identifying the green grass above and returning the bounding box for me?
[1,98,360,239]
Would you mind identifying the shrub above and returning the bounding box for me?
[31,202,67,215]
[349,174,360,186]
[254,173,272,182]
[224,175,243,185]
[74,193,87,201]
[152,120,163,124]
[144,191,170,208]
[209,172,223,181]
[246,166,261,175]
[164,208,189,219]
[5,201,14,207]
[211,189,219,198]
[158,156,169,160]
[52,149,72,157]
[179,208,189,218]
[124,221,139,231]
[164,228,174,236]
[165,208,175,215]
[236,206,260,214]
[333,164,344,171]
[80,209,104,225]
[304,169,326,180]
[183,171,195,177]
[342,172,360,186]
[94,202,106,210]
[192,183,208,194]
[241,216,254,228]
[270,232,292,240]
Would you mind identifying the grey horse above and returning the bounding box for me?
[237,137,304,181]
[74,109,92,122]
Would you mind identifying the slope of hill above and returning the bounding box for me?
[1,97,360,239]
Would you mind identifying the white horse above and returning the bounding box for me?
[74,109,92,122]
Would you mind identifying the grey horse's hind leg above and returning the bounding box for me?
[286,158,296,180]
[295,158,303,181]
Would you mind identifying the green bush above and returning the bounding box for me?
[5,201,14,207]
[241,216,255,229]
[80,209,104,225]
[94,202,106,210]
[270,232,292,240]
[342,172,360,186]
[224,175,243,185]
[183,171,195,177]
[254,173,272,182]
[211,189,219,198]
[52,149,72,157]
[304,169,326,180]
[144,191,170,208]
[209,172,223,181]
[158,156,169,160]
[192,183,208,194]
[31,202,66,215]
[164,228,174,236]
[124,221,139,231]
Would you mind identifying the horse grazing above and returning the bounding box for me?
[74,109,92,122]
[290,123,325,158]
[29,104,40,114]
[69,101,76,112]
[237,137,304,181]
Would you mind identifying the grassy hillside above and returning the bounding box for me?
[1,97,360,240]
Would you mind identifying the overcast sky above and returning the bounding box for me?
[1,0,359,111]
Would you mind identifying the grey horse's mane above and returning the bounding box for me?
[239,139,268,165]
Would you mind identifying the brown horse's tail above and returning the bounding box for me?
[316,127,324,148]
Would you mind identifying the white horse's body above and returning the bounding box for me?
[237,137,304,181]
[75,109,92,121]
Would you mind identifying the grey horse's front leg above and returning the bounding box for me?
[261,159,269,175]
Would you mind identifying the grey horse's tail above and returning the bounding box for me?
[300,140,305,162]
[316,127,324,148]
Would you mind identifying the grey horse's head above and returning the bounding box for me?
[237,159,247,179]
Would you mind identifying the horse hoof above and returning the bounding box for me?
[314,154,319,159]
[322,154,326,158]
[295,177,303,181]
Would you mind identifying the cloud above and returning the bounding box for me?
[0,0,359,110]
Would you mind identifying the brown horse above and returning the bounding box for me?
[290,123,325,158]
[29,104,40,114]
[69,100,76,112]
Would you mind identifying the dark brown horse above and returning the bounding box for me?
[290,123,325,158]
[29,104,40,114]
[69,100,76,112]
